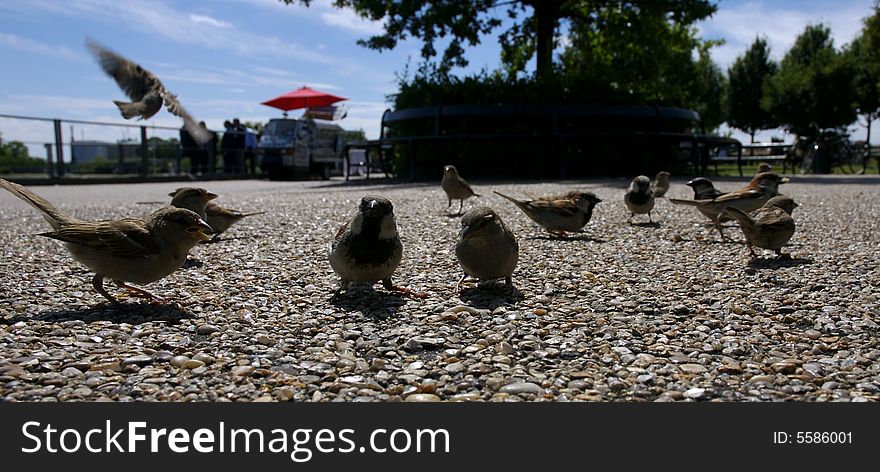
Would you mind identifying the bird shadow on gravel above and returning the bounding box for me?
[629,221,662,228]
[458,285,524,309]
[329,289,406,318]
[527,234,607,243]
[746,256,814,270]
[1,302,192,325]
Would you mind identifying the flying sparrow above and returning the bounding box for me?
[329,196,404,298]
[204,202,265,238]
[723,195,798,259]
[493,190,601,237]
[0,179,213,305]
[86,38,210,145]
[441,165,480,215]
[624,175,655,223]
[168,187,218,219]
[670,172,789,238]
[455,206,519,289]
[650,171,671,198]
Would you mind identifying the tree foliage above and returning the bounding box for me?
[847,5,880,145]
[0,140,45,174]
[762,24,857,137]
[285,0,715,79]
[726,37,777,142]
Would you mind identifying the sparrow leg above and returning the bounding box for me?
[458,199,464,215]
[648,212,653,223]
[456,274,469,291]
[92,274,121,306]
[549,229,568,238]
[330,280,351,301]
[627,213,634,224]
[747,244,757,259]
[114,280,165,303]
[774,249,791,260]
[505,276,513,286]
[447,197,452,209]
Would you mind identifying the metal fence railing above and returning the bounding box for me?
[0,114,236,179]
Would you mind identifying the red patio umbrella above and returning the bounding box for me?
[261,86,347,115]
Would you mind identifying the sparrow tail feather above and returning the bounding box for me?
[0,179,76,229]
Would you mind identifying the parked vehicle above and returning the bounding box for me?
[258,118,345,180]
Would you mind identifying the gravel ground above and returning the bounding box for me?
[1,175,879,402]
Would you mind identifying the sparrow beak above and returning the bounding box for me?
[780,177,790,184]
[594,197,602,203]
[186,219,214,241]
[460,225,473,239]
[204,192,219,202]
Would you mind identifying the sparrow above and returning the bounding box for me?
[329,196,403,298]
[683,177,733,230]
[670,172,789,238]
[624,175,655,223]
[723,195,798,259]
[0,179,213,305]
[455,207,519,288]
[441,165,480,215]
[204,202,265,238]
[86,38,210,145]
[168,187,218,219]
[650,171,671,198]
[756,162,773,174]
[493,190,601,237]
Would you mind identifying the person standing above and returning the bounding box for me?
[180,124,199,175]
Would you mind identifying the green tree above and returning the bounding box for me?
[847,6,880,147]
[763,24,857,137]
[0,140,46,174]
[284,0,715,79]
[559,2,723,121]
[726,37,777,142]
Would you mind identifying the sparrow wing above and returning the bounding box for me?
[333,220,350,244]
[711,188,765,203]
[206,203,265,219]
[536,198,579,217]
[159,88,211,145]
[41,219,161,258]
[86,39,153,102]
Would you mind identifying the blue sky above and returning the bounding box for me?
[0,0,876,157]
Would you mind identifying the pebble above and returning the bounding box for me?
[405,393,442,402]
[121,355,154,367]
[679,364,708,374]
[181,360,205,370]
[196,324,220,335]
[499,382,542,395]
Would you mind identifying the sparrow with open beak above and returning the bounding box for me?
[441,165,480,215]
[724,195,798,259]
[670,172,789,239]
[329,196,404,299]
[0,179,213,305]
[204,202,265,238]
[624,175,655,223]
[494,190,601,237]
[455,207,519,289]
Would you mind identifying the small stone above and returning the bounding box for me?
[256,335,274,346]
[231,366,255,377]
[276,387,295,401]
[192,353,214,364]
[405,393,442,402]
[169,356,190,368]
[121,355,154,367]
[679,363,707,374]
[444,362,465,374]
[181,359,205,370]
[496,341,514,355]
[499,382,542,395]
[770,362,796,374]
[196,324,220,335]
[718,363,742,374]
[61,367,83,377]
[684,387,706,399]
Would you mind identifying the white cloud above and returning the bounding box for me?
[189,14,231,28]
[0,32,83,61]
[239,0,385,36]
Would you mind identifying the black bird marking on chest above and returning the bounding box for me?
[345,217,399,266]
[629,192,651,205]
